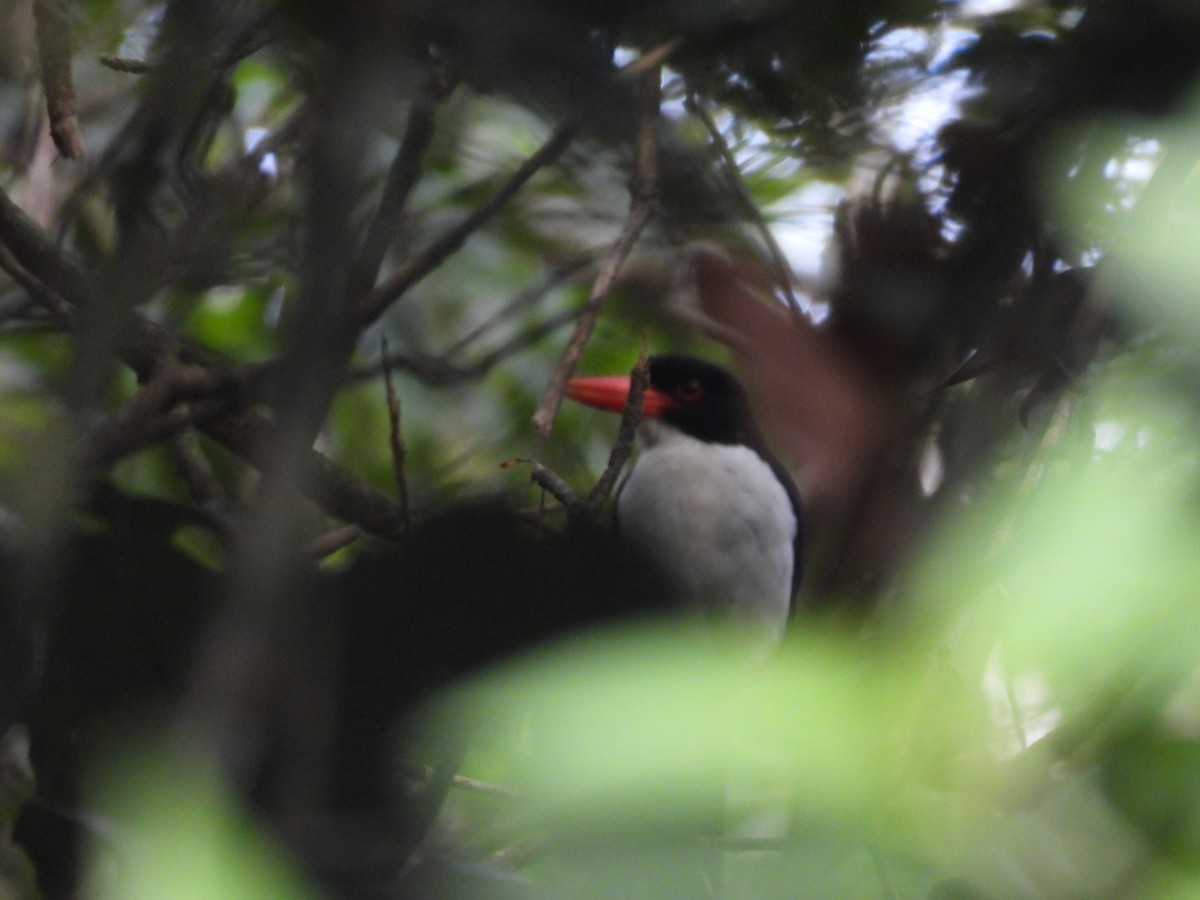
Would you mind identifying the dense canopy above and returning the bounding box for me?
[3,1,1200,897]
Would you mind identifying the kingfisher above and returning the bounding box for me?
[566,354,802,645]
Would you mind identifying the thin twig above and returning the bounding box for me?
[380,336,411,532]
[500,458,580,511]
[586,351,649,510]
[532,67,661,436]
[356,119,580,328]
[686,92,802,319]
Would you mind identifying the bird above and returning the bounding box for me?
[565,353,803,646]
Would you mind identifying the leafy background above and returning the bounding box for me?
[2,0,1200,897]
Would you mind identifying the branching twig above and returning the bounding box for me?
[356,119,580,328]
[532,67,661,436]
[586,351,649,511]
[380,337,411,532]
[686,92,802,319]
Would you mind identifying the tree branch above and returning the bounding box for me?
[532,67,660,436]
[33,0,84,158]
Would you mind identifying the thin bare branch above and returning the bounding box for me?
[586,351,649,510]
[356,119,580,328]
[686,92,802,318]
[532,68,661,436]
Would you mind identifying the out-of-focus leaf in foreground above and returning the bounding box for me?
[86,750,314,900]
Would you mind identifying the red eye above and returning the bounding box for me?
[676,380,703,402]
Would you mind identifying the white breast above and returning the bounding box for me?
[618,424,796,645]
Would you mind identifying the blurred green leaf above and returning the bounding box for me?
[87,749,315,900]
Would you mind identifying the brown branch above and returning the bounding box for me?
[355,119,580,328]
[585,351,649,510]
[352,96,441,297]
[531,68,661,437]
[33,0,84,159]
[380,337,411,532]
[686,92,802,318]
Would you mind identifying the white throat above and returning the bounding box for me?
[618,422,796,645]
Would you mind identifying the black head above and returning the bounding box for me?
[647,354,755,445]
